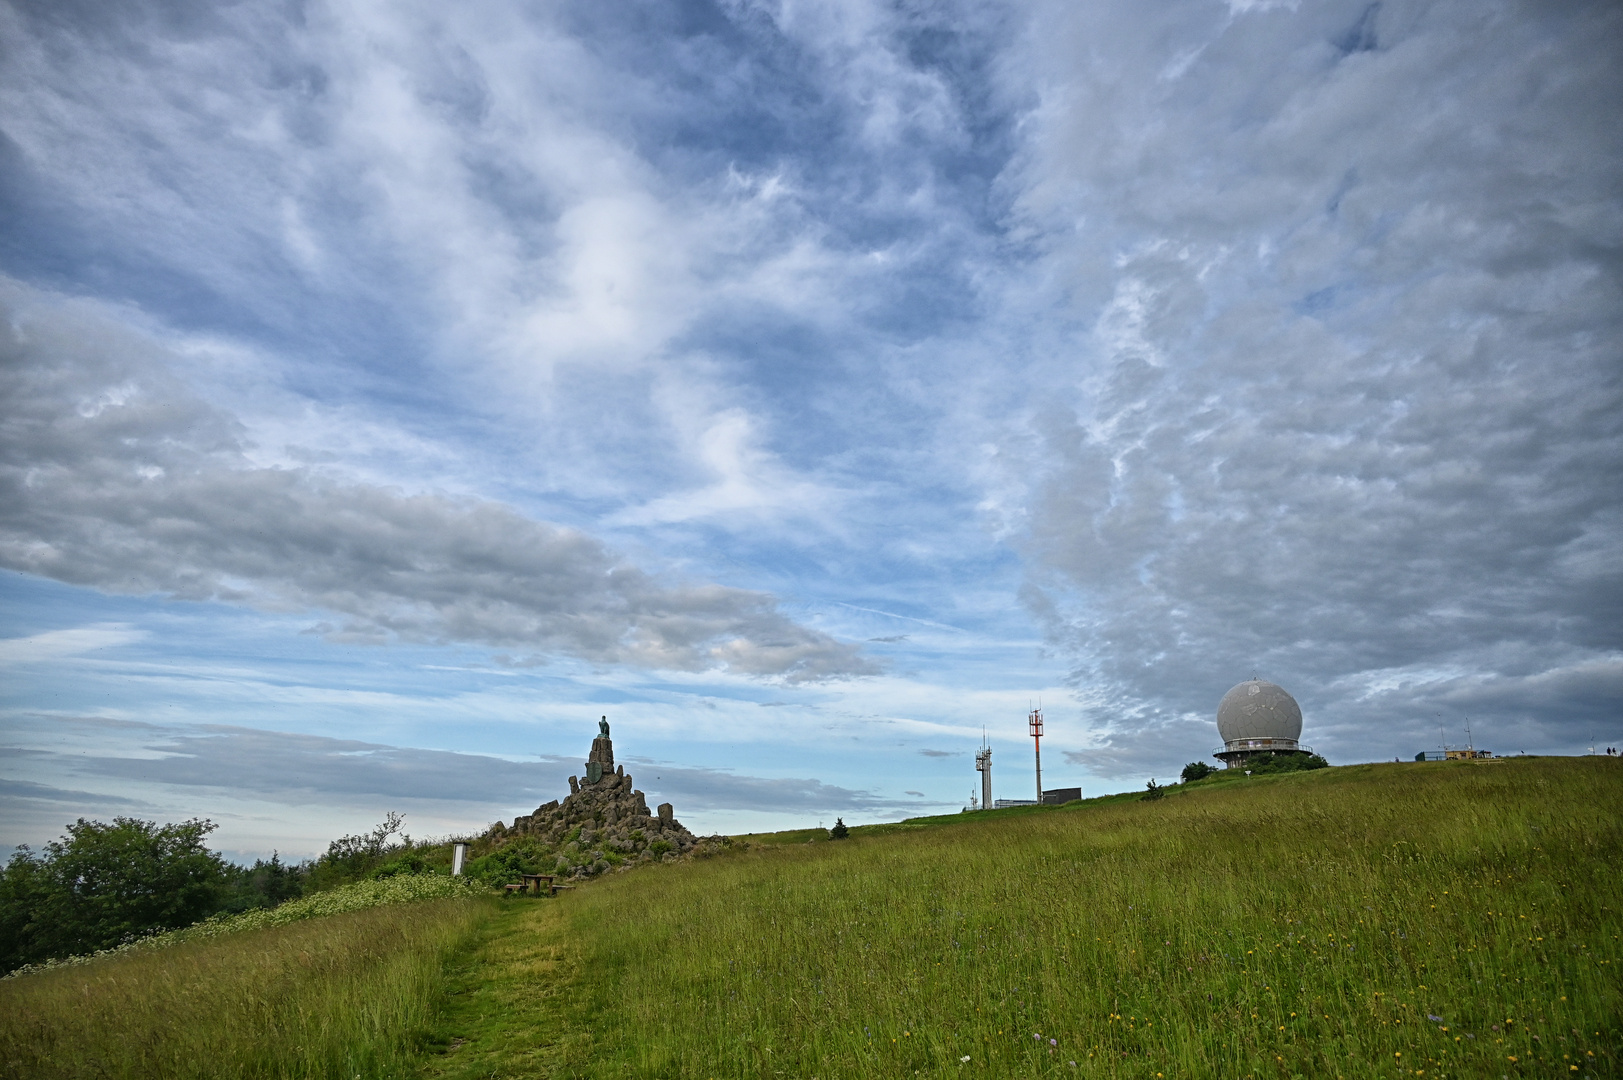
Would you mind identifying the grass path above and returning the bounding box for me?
[412,899,591,1079]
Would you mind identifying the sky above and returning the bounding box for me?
[2,0,1618,862]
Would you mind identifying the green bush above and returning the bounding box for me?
[304,812,410,891]
[1244,752,1330,775]
[649,839,674,856]
[0,818,228,973]
[1142,778,1165,800]
[829,818,850,839]
[463,839,553,887]
[1180,761,1215,782]
[371,852,433,879]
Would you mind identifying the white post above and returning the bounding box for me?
[451,842,467,876]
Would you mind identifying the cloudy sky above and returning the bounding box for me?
[2,0,1618,860]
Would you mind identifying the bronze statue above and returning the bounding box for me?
[598,715,610,739]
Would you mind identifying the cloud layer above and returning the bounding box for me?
[0,0,1618,850]
[1,715,918,837]
[998,0,1623,755]
[0,283,874,681]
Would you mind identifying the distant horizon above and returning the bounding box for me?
[5,744,1599,867]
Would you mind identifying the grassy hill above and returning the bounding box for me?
[3,757,1619,1079]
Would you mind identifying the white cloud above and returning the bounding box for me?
[0,626,145,665]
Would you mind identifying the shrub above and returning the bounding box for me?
[1244,752,1330,775]
[305,812,408,891]
[649,839,674,856]
[371,852,432,879]
[1180,761,1215,783]
[462,839,552,887]
[829,818,850,839]
[1143,779,1165,801]
[0,818,228,973]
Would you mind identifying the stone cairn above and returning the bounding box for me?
[491,716,716,879]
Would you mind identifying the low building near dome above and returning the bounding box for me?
[1415,748,1494,761]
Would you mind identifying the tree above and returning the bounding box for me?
[1,817,228,971]
[829,818,850,839]
[0,848,49,973]
[1180,761,1215,783]
[217,852,307,914]
[1143,778,1165,801]
[307,811,407,890]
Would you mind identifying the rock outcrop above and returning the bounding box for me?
[489,717,721,878]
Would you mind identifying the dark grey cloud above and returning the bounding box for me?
[1003,0,1623,765]
[0,283,876,681]
[621,757,930,815]
[916,748,960,758]
[0,777,148,809]
[76,725,559,807]
[0,776,156,853]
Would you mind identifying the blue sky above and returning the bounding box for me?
[2,0,1619,860]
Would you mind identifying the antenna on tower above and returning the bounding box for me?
[1029,704,1044,804]
[974,727,992,811]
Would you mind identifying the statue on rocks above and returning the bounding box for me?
[585,715,614,784]
[496,716,712,880]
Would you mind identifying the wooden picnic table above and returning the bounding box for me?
[503,873,580,896]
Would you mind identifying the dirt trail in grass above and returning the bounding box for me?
[413,899,590,1079]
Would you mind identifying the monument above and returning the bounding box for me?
[496,716,704,878]
[586,715,614,784]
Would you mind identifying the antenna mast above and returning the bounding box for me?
[974,727,992,811]
[1029,706,1044,804]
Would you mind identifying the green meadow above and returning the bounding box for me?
[0,895,486,1080]
[3,756,1619,1079]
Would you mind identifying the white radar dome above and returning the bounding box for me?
[1216,679,1302,745]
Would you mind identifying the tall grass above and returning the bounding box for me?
[0,895,493,1080]
[562,758,1621,1078]
[5,871,488,979]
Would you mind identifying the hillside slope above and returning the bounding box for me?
[420,757,1620,1079]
